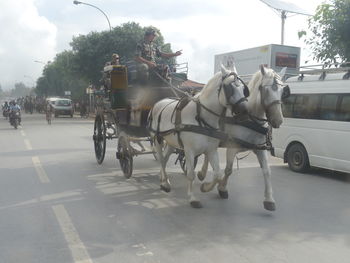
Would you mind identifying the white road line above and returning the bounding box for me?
[20,130,26,137]
[52,205,93,263]
[31,156,50,183]
[24,139,33,150]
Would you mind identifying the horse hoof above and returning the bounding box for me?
[160,185,171,193]
[263,201,276,211]
[190,201,203,208]
[197,171,205,181]
[218,190,228,199]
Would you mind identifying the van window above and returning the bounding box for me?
[320,95,338,120]
[281,95,295,118]
[338,95,350,122]
[303,94,320,119]
[292,94,320,119]
[292,95,304,118]
[57,100,71,106]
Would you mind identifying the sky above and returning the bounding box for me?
[0,0,324,90]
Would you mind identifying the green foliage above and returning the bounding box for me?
[304,0,350,63]
[70,22,169,86]
[35,51,89,100]
[35,22,175,100]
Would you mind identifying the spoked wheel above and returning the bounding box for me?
[93,113,106,164]
[117,133,133,178]
[178,150,198,175]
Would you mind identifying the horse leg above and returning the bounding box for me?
[197,153,208,181]
[184,148,202,208]
[255,150,276,211]
[216,148,239,199]
[200,150,222,193]
[154,139,171,192]
[163,144,174,165]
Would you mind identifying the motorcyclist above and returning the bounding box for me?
[9,100,21,125]
[2,101,10,118]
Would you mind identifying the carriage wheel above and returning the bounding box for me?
[117,134,133,178]
[178,150,198,175]
[93,113,106,164]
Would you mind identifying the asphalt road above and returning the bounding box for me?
[0,113,350,263]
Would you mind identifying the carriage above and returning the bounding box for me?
[93,60,291,209]
[92,62,194,177]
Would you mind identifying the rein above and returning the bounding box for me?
[152,69,190,98]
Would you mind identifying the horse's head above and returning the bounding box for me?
[257,65,290,128]
[218,64,250,115]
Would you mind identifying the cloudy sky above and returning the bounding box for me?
[0,0,323,90]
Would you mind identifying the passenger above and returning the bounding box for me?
[134,27,182,83]
[105,53,120,66]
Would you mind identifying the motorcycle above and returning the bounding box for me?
[2,108,9,119]
[9,109,21,129]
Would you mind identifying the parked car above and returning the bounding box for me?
[47,97,74,117]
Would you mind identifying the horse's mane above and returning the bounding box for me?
[199,72,222,98]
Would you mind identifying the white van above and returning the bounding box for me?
[47,97,74,118]
[272,67,350,173]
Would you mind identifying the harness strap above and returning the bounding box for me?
[222,137,272,151]
[149,124,228,145]
[223,116,269,135]
[174,97,192,148]
[180,125,228,141]
[193,98,223,118]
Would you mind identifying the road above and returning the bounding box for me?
[1,113,350,263]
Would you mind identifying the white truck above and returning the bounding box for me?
[214,44,300,77]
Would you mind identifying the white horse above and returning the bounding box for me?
[148,65,250,208]
[198,66,290,211]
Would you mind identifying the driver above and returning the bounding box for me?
[134,27,182,83]
[9,100,21,124]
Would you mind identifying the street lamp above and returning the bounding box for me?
[34,60,45,65]
[73,1,112,32]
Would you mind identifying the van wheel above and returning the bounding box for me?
[287,143,310,173]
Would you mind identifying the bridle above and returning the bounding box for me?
[218,72,249,110]
[259,76,290,112]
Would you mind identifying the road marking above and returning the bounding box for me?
[52,205,93,263]
[24,139,33,150]
[20,130,26,137]
[32,156,50,183]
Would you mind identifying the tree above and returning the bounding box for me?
[70,22,175,86]
[300,0,350,64]
[35,51,88,100]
